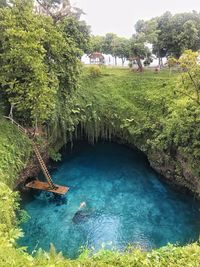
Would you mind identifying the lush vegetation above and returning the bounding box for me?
[0,116,199,266]
[1,67,200,266]
[75,66,200,192]
[0,0,200,266]
[88,11,200,70]
[0,118,31,187]
[0,237,200,266]
[0,0,87,127]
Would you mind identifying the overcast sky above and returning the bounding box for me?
[71,0,200,37]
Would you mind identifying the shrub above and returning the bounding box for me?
[88,65,102,77]
[128,62,133,68]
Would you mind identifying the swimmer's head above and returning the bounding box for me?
[79,202,86,209]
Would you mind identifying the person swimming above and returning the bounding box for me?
[79,202,86,209]
[72,202,90,224]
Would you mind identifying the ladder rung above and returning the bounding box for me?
[33,145,55,188]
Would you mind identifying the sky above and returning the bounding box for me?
[71,0,200,37]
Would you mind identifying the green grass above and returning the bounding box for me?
[75,67,176,150]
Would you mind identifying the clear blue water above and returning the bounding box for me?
[19,142,200,258]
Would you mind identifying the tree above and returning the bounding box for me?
[88,35,105,54]
[135,18,161,66]
[0,0,8,7]
[167,56,178,74]
[88,34,130,66]
[137,12,200,67]
[179,20,199,54]
[102,33,118,65]
[0,0,80,125]
[152,12,172,67]
[130,18,159,70]
[112,37,130,66]
[61,17,90,54]
[152,12,200,61]
[36,1,90,55]
[36,0,84,23]
[178,50,200,105]
[135,18,158,43]
[165,13,200,58]
[129,35,152,72]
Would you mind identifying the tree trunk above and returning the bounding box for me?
[114,56,117,66]
[158,57,161,68]
[160,57,164,68]
[136,57,143,72]
[159,57,164,68]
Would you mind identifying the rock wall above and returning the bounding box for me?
[148,150,200,198]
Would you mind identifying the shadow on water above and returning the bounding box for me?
[18,141,200,259]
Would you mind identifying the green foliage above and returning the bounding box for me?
[61,16,91,54]
[0,182,21,237]
[89,11,200,69]
[129,35,152,71]
[88,34,130,66]
[177,50,200,105]
[75,244,200,266]
[167,56,178,68]
[49,148,61,161]
[112,37,130,66]
[102,33,118,55]
[89,35,105,54]
[0,69,200,265]
[140,11,200,63]
[135,18,158,44]
[0,0,7,7]
[0,117,31,187]
[88,65,102,77]
[0,128,32,263]
[77,67,200,192]
[78,68,173,143]
[0,0,81,125]
[0,2,200,264]
[1,241,200,266]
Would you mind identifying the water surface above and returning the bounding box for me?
[19,142,200,258]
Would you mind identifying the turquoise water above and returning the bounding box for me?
[19,142,200,258]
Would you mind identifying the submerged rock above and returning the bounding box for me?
[72,210,90,224]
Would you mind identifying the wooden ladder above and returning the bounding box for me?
[33,143,56,189]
